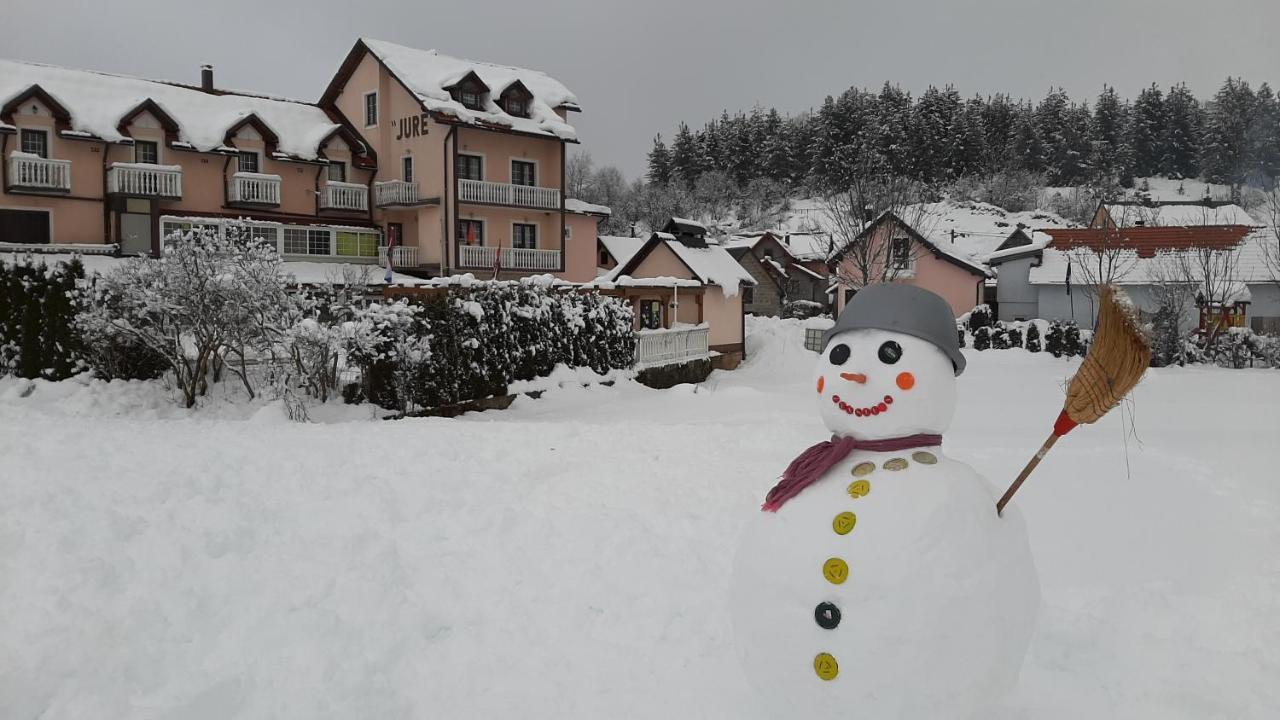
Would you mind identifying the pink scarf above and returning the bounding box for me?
[761,434,943,512]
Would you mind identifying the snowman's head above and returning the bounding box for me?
[813,284,965,439]
[815,328,957,439]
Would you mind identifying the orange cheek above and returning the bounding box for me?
[816,375,825,394]
[896,372,915,390]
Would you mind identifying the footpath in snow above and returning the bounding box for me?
[1,316,1278,718]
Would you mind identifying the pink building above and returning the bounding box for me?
[831,211,989,318]
[0,39,605,283]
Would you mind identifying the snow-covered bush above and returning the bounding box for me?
[78,228,294,407]
[1025,323,1042,353]
[972,326,991,351]
[344,281,635,414]
[1063,324,1085,357]
[991,324,1010,350]
[1,256,87,380]
[966,304,993,332]
[1006,326,1024,349]
[1045,322,1066,357]
[1190,327,1280,369]
[957,324,966,348]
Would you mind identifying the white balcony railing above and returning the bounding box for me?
[319,181,369,211]
[458,179,560,210]
[374,180,420,207]
[635,326,711,368]
[458,244,560,271]
[106,162,182,197]
[378,245,419,268]
[228,172,282,205]
[8,154,71,191]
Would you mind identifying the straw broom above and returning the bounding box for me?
[996,286,1151,515]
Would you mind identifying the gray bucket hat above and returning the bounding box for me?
[823,284,966,375]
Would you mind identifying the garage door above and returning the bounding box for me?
[0,209,51,244]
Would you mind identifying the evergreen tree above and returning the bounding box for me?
[1247,83,1280,183]
[1008,102,1044,174]
[1129,84,1165,177]
[1090,86,1130,184]
[1201,77,1256,184]
[873,83,914,177]
[1163,83,1204,179]
[646,134,672,185]
[670,122,701,183]
[981,93,1018,170]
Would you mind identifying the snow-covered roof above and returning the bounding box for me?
[360,38,578,141]
[565,198,611,216]
[986,230,1053,264]
[790,262,827,281]
[1027,228,1275,287]
[666,216,707,231]
[916,201,1075,262]
[779,232,833,262]
[0,59,343,160]
[598,235,646,267]
[1099,203,1258,228]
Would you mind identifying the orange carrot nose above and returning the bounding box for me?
[840,372,867,384]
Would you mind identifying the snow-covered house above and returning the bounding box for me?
[987,219,1280,332]
[1089,200,1256,230]
[830,211,991,318]
[319,38,602,282]
[720,231,829,316]
[2,39,606,284]
[595,220,755,366]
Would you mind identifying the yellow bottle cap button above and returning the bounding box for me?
[823,557,849,584]
[832,511,857,535]
[847,479,871,498]
[814,652,839,681]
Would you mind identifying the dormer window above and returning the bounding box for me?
[447,72,491,111]
[498,81,533,118]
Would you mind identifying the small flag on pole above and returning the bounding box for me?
[492,241,502,280]
[383,231,395,284]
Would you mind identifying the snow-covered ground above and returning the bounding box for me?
[2,317,1279,719]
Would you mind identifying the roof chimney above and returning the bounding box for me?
[200,64,214,92]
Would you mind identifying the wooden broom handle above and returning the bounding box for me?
[996,432,1061,516]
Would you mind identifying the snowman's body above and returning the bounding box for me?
[731,317,1039,719]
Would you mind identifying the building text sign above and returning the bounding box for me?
[396,113,431,140]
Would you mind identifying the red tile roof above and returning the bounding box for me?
[1040,225,1254,258]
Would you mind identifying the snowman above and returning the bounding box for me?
[730,284,1039,719]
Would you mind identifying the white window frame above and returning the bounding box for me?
[890,235,914,271]
[327,160,347,182]
[510,158,537,187]
[364,91,378,128]
[402,155,414,183]
[511,221,537,250]
[19,128,48,158]
[456,152,485,182]
[160,216,381,260]
[457,217,486,246]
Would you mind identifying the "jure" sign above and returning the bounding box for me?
[395,113,431,140]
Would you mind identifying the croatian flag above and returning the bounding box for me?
[492,241,502,280]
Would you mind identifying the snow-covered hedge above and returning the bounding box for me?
[345,282,635,413]
[0,256,86,380]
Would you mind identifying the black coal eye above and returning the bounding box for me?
[878,341,902,364]
[828,343,850,366]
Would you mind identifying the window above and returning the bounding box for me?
[237,152,259,174]
[247,225,279,248]
[512,223,537,249]
[890,237,912,269]
[457,154,483,181]
[19,129,48,158]
[502,96,527,117]
[743,286,755,304]
[364,92,378,127]
[639,299,662,330]
[162,220,219,242]
[598,248,610,266]
[458,90,483,110]
[134,140,158,164]
[336,230,380,257]
[402,156,414,183]
[0,209,50,244]
[283,227,331,256]
[457,219,484,245]
[511,160,536,187]
[327,161,346,182]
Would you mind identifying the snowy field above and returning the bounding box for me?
[2,316,1279,719]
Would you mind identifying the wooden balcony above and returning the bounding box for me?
[106,162,182,198]
[319,181,369,212]
[378,245,419,268]
[458,179,560,210]
[457,244,560,271]
[635,326,711,368]
[374,180,421,207]
[228,172,282,206]
[7,154,71,193]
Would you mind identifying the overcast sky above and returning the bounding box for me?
[4,0,1278,179]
